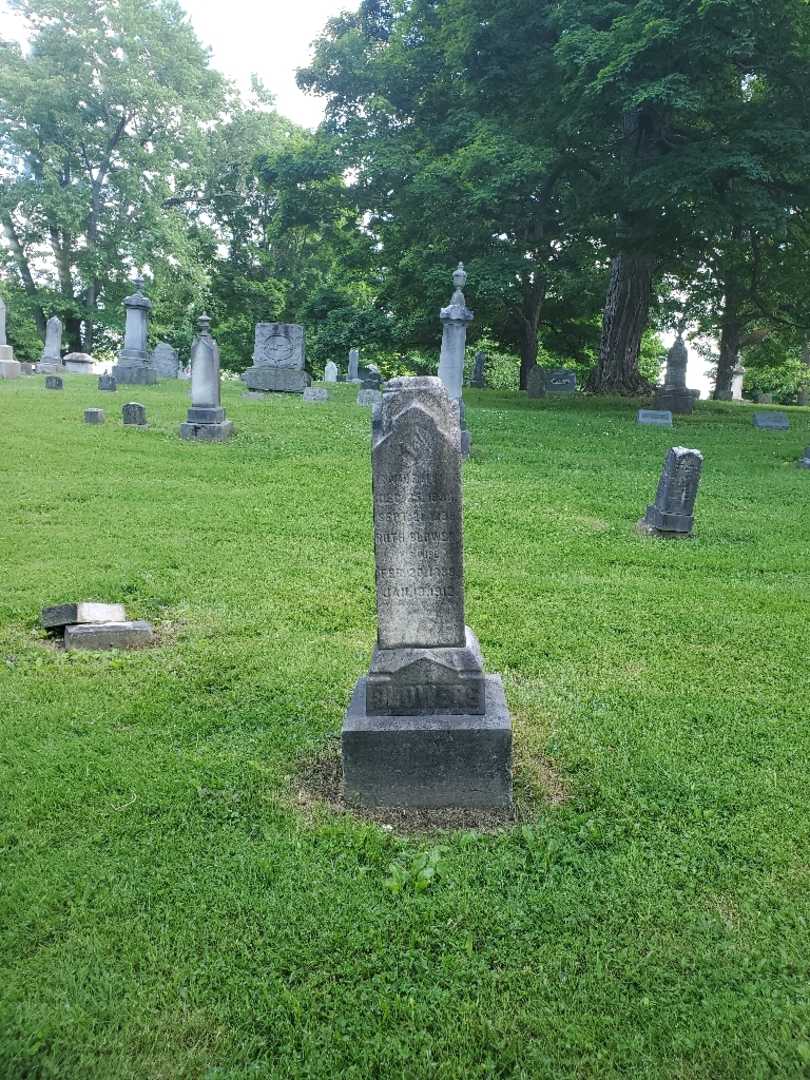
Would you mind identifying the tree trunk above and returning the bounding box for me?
[517,277,545,390]
[713,291,740,400]
[1,212,47,338]
[587,253,656,394]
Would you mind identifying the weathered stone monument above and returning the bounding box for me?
[241,323,310,394]
[654,334,699,414]
[63,352,94,374]
[545,368,577,395]
[437,263,473,457]
[342,376,512,807]
[303,387,329,403]
[151,342,179,379]
[111,277,157,385]
[357,388,382,408]
[122,402,147,426]
[638,447,704,539]
[45,375,63,390]
[348,348,360,382]
[637,409,673,427]
[324,360,338,383]
[731,367,745,401]
[753,411,789,430]
[84,408,105,425]
[180,315,234,442]
[38,316,63,373]
[98,374,117,392]
[526,365,545,398]
[0,296,21,379]
[471,349,486,389]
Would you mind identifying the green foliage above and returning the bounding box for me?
[0,280,43,361]
[384,847,447,895]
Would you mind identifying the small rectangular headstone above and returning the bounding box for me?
[42,602,127,630]
[84,408,105,424]
[98,374,117,391]
[64,620,154,651]
[303,387,329,403]
[545,368,577,394]
[357,388,382,407]
[753,411,789,430]
[122,402,147,426]
[637,409,673,427]
[45,375,63,390]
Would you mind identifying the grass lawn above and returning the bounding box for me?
[2,374,810,1078]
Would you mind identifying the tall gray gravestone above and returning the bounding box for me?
[437,263,473,457]
[526,364,545,398]
[241,323,310,394]
[151,342,179,378]
[342,376,512,808]
[654,334,699,414]
[348,348,360,382]
[38,316,63,373]
[180,315,234,441]
[111,277,158,385]
[471,349,486,389]
[639,447,703,538]
[0,296,21,379]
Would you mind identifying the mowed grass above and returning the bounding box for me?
[1,374,810,1079]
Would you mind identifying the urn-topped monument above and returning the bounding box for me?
[180,314,234,442]
[241,323,310,394]
[112,277,158,385]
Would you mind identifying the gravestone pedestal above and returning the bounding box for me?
[112,278,158,385]
[180,315,234,442]
[654,335,699,415]
[342,376,512,808]
[638,447,703,538]
[241,323,310,394]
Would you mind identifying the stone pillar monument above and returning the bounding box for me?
[342,376,512,808]
[180,314,234,442]
[639,447,704,538]
[112,277,157,385]
[348,348,360,382]
[0,297,21,380]
[438,263,473,402]
[471,349,486,389]
[38,316,63,373]
[731,367,745,401]
[653,334,699,414]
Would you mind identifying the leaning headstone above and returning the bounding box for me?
[653,335,699,414]
[111,277,158,385]
[303,387,329,403]
[241,323,310,394]
[63,351,94,374]
[151,342,180,379]
[65,621,154,651]
[638,447,704,539]
[753,411,789,430]
[122,402,147,427]
[41,601,127,630]
[637,409,673,427]
[84,408,105,425]
[180,314,234,442]
[342,376,512,807]
[324,360,338,383]
[98,374,117,392]
[0,296,21,379]
[526,364,546,399]
[470,349,486,389]
[357,388,382,407]
[798,448,810,469]
[348,348,360,382]
[544,368,577,395]
[38,315,63,373]
[45,375,63,390]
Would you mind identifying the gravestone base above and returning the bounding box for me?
[112,364,158,386]
[180,418,234,442]
[653,386,698,415]
[342,675,512,808]
[0,359,21,379]
[37,360,63,375]
[241,367,310,394]
[636,518,692,540]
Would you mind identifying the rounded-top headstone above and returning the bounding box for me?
[122,402,147,426]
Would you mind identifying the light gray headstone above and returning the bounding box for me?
[545,368,577,394]
[63,352,94,374]
[324,360,338,383]
[241,322,309,393]
[731,367,745,400]
[41,601,126,629]
[84,408,105,425]
[180,315,234,441]
[437,263,473,402]
[151,342,179,378]
[303,387,329,403]
[0,296,6,347]
[357,388,382,407]
[40,316,63,364]
[122,402,147,426]
[637,409,673,427]
[640,447,703,537]
[753,411,789,430]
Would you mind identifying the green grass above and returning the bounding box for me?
[2,375,810,1079]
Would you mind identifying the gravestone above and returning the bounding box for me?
[65,621,154,651]
[637,409,673,427]
[41,601,127,629]
[753,412,789,430]
[19,362,34,375]
[731,367,745,401]
[111,277,158,385]
[471,349,486,389]
[359,364,382,390]
[122,402,147,426]
[151,342,180,378]
[303,387,329,403]
[0,296,21,379]
[180,315,234,442]
[653,334,699,414]
[38,315,63,373]
[84,408,105,425]
[357,388,382,408]
[545,368,577,395]
[241,323,310,394]
[526,364,546,398]
[324,360,338,383]
[639,447,704,538]
[798,448,810,469]
[341,376,512,808]
[437,264,473,457]
[63,352,94,374]
[45,375,63,390]
[98,374,117,392]
[348,348,360,382]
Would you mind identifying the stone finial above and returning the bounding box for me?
[197,312,212,336]
[134,275,145,293]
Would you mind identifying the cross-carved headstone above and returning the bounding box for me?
[639,447,703,538]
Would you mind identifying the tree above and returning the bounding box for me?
[0,0,225,351]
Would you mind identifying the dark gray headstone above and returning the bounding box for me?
[84,408,105,425]
[341,375,512,808]
[637,409,673,427]
[45,375,63,390]
[544,368,577,394]
[639,447,703,538]
[526,364,545,399]
[122,402,147,426]
[753,411,789,430]
[98,374,117,391]
[470,349,486,389]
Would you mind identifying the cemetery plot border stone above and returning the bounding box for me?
[638,447,703,539]
[303,387,329,403]
[637,409,673,427]
[241,322,310,395]
[753,411,789,430]
[122,402,147,427]
[45,375,63,390]
[341,376,512,809]
[42,602,127,630]
[84,408,105,425]
[64,621,154,651]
